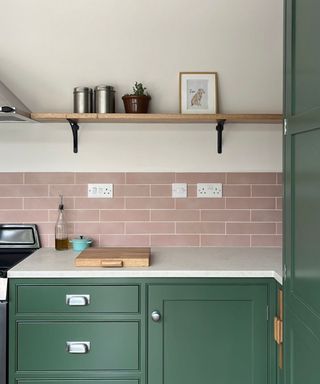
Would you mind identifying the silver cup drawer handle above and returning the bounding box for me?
[66,294,90,306]
[66,341,90,354]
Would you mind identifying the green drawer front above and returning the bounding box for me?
[17,381,138,384]
[17,322,140,371]
[17,285,139,313]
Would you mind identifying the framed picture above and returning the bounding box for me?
[179,72,218,114]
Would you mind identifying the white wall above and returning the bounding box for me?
[0,0,283,172]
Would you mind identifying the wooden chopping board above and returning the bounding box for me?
[75,247,151,268]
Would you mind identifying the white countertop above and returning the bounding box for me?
[8,247,282,284]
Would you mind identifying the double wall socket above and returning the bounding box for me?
[197,183,223,198]
[88,184,113,198]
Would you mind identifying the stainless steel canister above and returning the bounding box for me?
[73,87,93,113]
[94,85,115,113]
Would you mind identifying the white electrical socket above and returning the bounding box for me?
[197,183,223,198]
[88,184,113,198]
[172,183,187,198]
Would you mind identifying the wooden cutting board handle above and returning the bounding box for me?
[100,259,123,268]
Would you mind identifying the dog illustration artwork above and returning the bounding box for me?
[191,88,206,107]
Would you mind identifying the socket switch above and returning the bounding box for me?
[197,183,223,198]
[172,183,187,198]
[88,184,113,198]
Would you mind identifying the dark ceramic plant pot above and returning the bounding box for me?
[122,95,151,113]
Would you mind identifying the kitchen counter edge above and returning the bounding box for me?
[7,247,283,284]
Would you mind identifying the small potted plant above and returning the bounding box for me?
[122,82,151,113]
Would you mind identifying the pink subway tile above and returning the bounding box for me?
[37,222,74,236]
[66,210,100,222]
[114,185,150,197]
[176,198,225,210]
[223,185,251,197]
[49,210,99,222]
[25,173,75,184]
[0,185,48,197]
[251,210,282,222]
[40,235,51,247]
[126,222,174,234]
[100,210,149,221]
[126,198,174,209]
[0,173,23,184]
[277,173,283,184]
[74,222,125,235]
[227,222,276,234]
[201,235,250,247]
[75,173,125,184]
[176,173,226,183]
[226,173,277,184]
[276,198,283,210]
[188,185,197,197]
[176,222,225,234]
[37,222,59,235]
[100,235,150,247]
[24,197,74,209]
[151,185,172,197]
[276,223,283,234]
[252,185,283,197]
[201,209,250,222]
[151,235,199,246]
[226,198,275,209]
[251,235,282,247]
[151,210,200,222]
[126,173,175,184]
[0,198,23,209]
[75,198,124,209]
[0,210,48,222]
[49,185,87,197]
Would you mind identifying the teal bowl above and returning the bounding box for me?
[70,237,92,252]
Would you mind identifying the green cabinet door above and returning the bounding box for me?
[284,0,320,383]
[148,283,268,384]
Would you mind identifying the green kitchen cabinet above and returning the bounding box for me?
[148,280,278,384]
[8,278,278,384]
[9,279,145,384]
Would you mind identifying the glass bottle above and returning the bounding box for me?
[55,195,68,250]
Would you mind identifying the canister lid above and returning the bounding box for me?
[73,87,93,93]
[94,84,114,91]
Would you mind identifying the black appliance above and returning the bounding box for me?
[0,224,40,384]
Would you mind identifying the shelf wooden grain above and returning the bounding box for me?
[31,113,283,124]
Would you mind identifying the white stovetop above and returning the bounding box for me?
[7,247,282,284]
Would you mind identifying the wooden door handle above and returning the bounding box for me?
[100,259,123,268]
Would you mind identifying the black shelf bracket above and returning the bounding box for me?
[216,119,226,154]
[67,119,79,153]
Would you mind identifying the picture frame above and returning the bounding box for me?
[179,72,218,114]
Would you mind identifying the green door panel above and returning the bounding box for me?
[291,129,320,315]
[17,285,139,314]
[285,307,320,384]
[284,0,320,382]
[17,322,140,371]
[17,381,138,384]
[148,284,268,384]
[290,0,320,115]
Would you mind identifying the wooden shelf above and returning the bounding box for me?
[30,112,283,154]
[31,113,283,124]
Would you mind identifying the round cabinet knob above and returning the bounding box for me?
[151,310,161,322]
